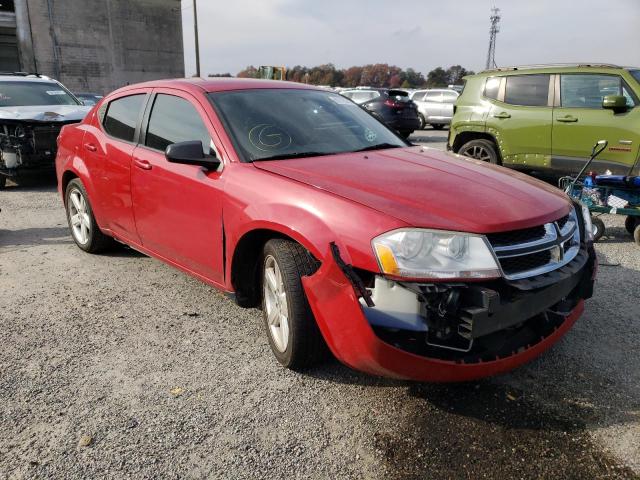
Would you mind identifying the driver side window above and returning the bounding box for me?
[145,94,212,154]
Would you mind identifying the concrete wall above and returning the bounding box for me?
[17,0,183,94]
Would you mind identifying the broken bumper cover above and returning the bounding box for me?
[302,245,595,382]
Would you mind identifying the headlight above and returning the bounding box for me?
[372,229,501,280]
[579,202,594,242]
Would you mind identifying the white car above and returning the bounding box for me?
[410,88,459,130]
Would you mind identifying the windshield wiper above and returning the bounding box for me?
[254,151,335,162]
[352,143,403,153]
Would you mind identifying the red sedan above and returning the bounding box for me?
[55,78,596,382]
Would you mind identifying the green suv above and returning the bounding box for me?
[448,64,640,175]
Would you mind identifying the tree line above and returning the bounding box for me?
[210,64,474,88]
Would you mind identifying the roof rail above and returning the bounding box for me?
[480,63,622,73]
[0,71,46,77]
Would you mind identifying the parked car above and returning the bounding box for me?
[448,64,640,176]
[341,88,420,138]
[0,73,90,187]
[410,88,459,130]
[56,78,596,382]
[75,92,104,106]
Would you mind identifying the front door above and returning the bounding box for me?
[551,73,640,175]
[130,90,225,284]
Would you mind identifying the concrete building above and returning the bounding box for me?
[0,0,184,94]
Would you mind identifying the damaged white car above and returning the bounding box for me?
[0,73,90,188]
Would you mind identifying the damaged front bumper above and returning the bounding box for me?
[302,244,595,382]
[0,120,72,178]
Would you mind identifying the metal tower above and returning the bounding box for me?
[485,7,501,70]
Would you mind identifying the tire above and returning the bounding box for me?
[625,216,638,235]
[591,216,605,242]
[399,130,412,139]
[431,124,445,130]
[261,239,326,370]
[0,175,6,189]
[65,178,114,253]
[634,225,640,247]
[458,139,500,164]
[418,113,426,130]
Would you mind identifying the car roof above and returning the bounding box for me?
[111,77,321,97]
[0,75,58,83]
[472,63,640,77]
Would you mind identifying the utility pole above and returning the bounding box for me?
[485,7,500,70]
[193,0,200,77]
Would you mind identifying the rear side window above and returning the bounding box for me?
[425,92,442,102]
[412,92,426,101]
[145,94,212,154]
[442,92,458,104]
[560,74,635,108]
[483,77,500,99]
[504,74,549,106]
[102,94,145,142]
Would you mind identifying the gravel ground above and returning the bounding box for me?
[1,165,639,479]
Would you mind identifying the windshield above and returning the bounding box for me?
[209,89,407,162]
[0,81,80,107]
[630,70,640,85]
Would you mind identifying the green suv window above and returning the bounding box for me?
[560,74,636,108]
[504,75,550,106]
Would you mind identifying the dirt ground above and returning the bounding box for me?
[1,177,638,480]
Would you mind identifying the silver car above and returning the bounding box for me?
[410,89,459,130]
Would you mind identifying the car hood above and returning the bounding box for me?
[252,147,572,233]
[0,105,91,122]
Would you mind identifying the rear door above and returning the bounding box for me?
[130,89,226,283]
[440,91,459,120]
[484,74,553,169]
[551,73,640,174]
[83,90,148,243]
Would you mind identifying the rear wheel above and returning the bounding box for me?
[625,216,638,235]
[0,175,6,189]
[458,139,500,165]
[399,130,412,139]
[591,216,605,242]
[261,239,325,370]
[431,124,445,130]
[65,179,114,253]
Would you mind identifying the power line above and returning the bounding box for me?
[485,7,500,70]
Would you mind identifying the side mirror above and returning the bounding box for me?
[602,95,628,113]
[165,141,220,170]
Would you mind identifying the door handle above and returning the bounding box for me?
[557,116,578,123]
[84,142,97,152]
[133,158,152,170]
[492,112,511,119]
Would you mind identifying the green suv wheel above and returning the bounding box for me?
[459,139,500,165]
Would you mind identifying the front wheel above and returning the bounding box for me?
[625,216,638,235]
[591,216,605,242]
[458,139,500,165]
[261,239,325,370]
[65,179,114,253]
[399,130,413,139]
[418,113,426,130]
[431,124,445,130]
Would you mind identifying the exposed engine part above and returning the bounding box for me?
[0,121,67,172]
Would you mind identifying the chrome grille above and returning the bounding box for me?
[487,209,581,280]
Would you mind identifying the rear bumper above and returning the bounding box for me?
[303,245,595,382]
[383,115,421,132]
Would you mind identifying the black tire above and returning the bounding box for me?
[261,239,326,370]
[458,139,500,165]
[634,225,640,246]
[431,124,445,130]
[591,216,605,242]
[0,175,6,189]
[399,130,412,139]
[625,216,638,235]
[418,113,426,130]
[65,178,114,253]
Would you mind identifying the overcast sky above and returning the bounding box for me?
[181,0,640,77]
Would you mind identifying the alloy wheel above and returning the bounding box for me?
[462,144,492,162]
[263,255,289,352]
[68,188,91,245]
